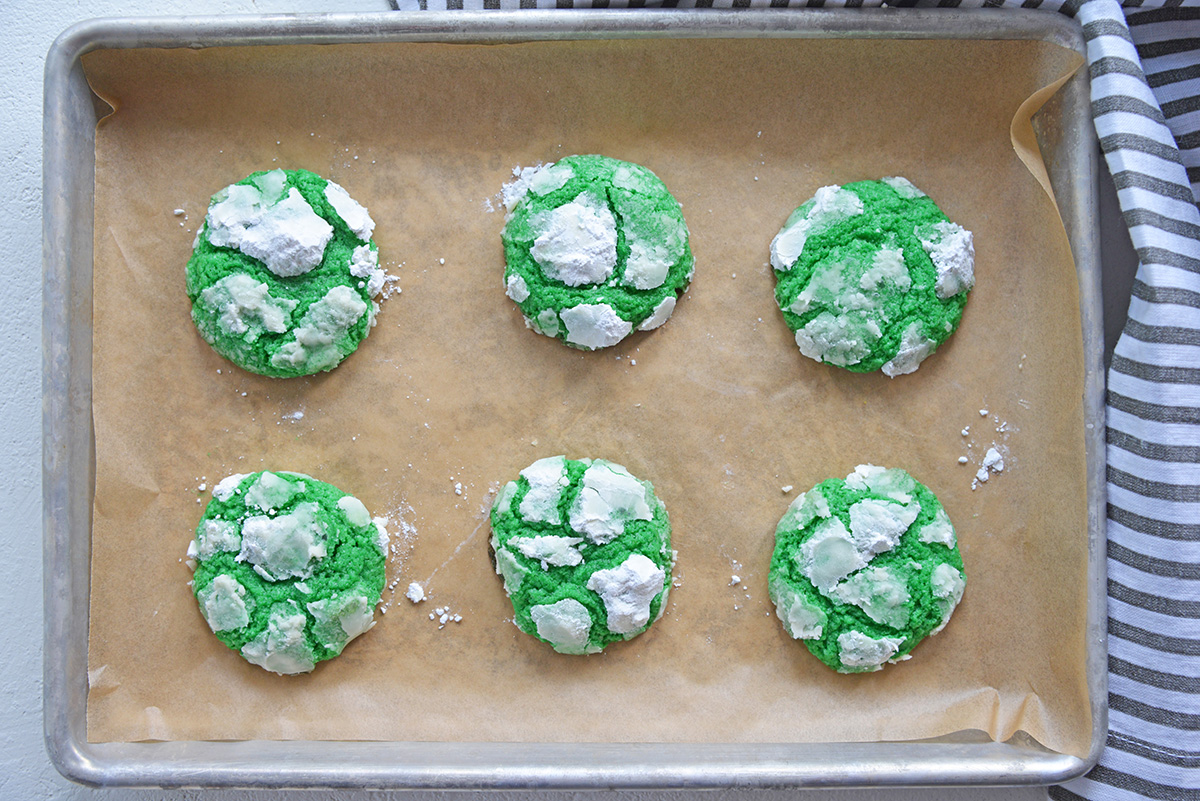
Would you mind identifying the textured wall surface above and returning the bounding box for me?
[8,0,1116,797]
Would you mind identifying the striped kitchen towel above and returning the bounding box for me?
[394,0,1200,798]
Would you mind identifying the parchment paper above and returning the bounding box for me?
[83,36,1091,756]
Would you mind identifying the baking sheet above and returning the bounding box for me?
[82,35,1090,756]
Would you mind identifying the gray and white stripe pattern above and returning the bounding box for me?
[396,0,1200,797]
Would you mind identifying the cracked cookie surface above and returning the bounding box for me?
[490,456,674,654]
[186,168,387,378]
[189,471,387,675]
[770,178,974,377]
[501,155,694,350]
[768,464,966,673]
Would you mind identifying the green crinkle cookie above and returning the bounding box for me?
[501,155,695,350]
[186,168,389,378]
[188,471,388,675]
[768,464,966,673]
[489,456,674,654]
[769,178,974,376]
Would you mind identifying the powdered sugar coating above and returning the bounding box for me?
[491,456,673,654]
[770,178,974,377]
[769,465,965,673]
[501,155,694,350]
[189,471,386,675]
[187,168,393,378]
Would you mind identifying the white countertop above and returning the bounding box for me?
[6,1,1136,798]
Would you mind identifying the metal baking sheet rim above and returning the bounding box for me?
[42,8,1107,790]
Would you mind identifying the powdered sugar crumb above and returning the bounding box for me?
[500,163,548,215]
[961,404,1016,490]
[972,445,1008,490]
[376,260,403,300]
[722,551,752,609]
[429,605,464,630]
[376,499,420,615]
